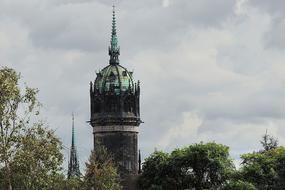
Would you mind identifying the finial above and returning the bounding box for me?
[109,5,120,65]
[112,5,115,16]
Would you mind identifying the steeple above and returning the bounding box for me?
[72,114,75,147]
[67,113,81,179]
[109,5,120,65]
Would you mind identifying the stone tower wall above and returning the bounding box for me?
[94,128,138,177]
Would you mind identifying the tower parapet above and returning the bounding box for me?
[90,67,140,127]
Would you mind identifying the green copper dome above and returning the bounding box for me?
[95,64,134,94]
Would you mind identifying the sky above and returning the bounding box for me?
[1,0,285,172]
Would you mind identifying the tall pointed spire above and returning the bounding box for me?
[67,113,81,179]
[109,5,120,65]
[72,113,75,148]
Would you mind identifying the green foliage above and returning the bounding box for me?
[260,132,278,151]
[137,151,171,189]
[220,180,257,190]
[11,124,63,190]
[83,145,122,190]
[138,142,235,190]
[240,146,285,189]
[0,67,64,190]
[58,177,83,190]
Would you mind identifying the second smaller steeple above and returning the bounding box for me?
[67,113,81,179]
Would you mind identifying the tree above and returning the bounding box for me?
[0,167,4,188]
[260,131,278,151]
[239,133,285,189]
[137,151,171,190]
[138,142,235,190]
[56,177,83,190]
[0,67,64,190]
[0,67,40,189]
[11,124,63,190]
[180,142,234,190]
[220,180,257,190]
[83,144,122,190]
[240,146,285,190]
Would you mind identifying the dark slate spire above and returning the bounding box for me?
[67,114,81,179]
[72,115,75,147]
[109,5,120,65]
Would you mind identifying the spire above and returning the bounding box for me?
[109,5,120,65]
[67,113,81,179]
[72,113,75,148]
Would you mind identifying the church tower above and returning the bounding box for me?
[67,114,81,179]
[89,6,141,181]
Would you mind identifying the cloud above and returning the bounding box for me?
[249,0,285,16]
[247,0,285,49]
[157,112,203,150]
[162,0,170,8]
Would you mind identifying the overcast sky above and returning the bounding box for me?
[1,0,285,172]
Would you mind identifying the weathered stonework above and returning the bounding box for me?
[94,130,138,176]
[89,84,141,178]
